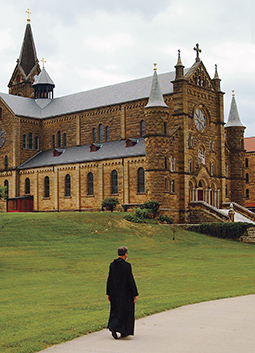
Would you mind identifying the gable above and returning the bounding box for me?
[184,61,215,91]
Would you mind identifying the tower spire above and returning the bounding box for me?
[8,12,41,97]
[226,91,245,128]
[175,49,184,80]
[145,64,168,108]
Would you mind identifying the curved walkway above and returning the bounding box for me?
[39,295,255,353]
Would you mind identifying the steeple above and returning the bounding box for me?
[226,91,245,128]
[145,64,168,108]
[8,10,41,98]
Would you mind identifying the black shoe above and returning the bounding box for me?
[121,334,129,338]
[109,327,118,339]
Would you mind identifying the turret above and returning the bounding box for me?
[33,60,55,99]
[225,91,246,206]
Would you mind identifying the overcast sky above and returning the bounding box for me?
[0,0,254,136]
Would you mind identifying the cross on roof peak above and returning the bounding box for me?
[26,9,31,23]
[194,43,202,62]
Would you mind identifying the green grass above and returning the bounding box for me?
[1,212,255,353]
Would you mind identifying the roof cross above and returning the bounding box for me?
[41,58,46,69]
[194,43,202,62]
[26,9,31,23]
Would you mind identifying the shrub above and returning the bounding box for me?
[141,200,160,218]
[101,197,119,212]
[188,222,253,240]
[159,215,174,224]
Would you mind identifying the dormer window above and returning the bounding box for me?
[90,143,102,152]
[125,138,138,147]
[53,148,64,157]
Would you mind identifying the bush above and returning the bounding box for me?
[101,197,119,212]
[159,215,174,224]
[188,222,253,240]
[141,200,160,218]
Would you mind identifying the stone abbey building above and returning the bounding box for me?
[0,18,247,222]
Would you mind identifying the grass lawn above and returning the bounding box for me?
[1,212,255,353]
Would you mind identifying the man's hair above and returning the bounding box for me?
[118,246,128,256]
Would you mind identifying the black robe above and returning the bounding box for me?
[106,258,138,336]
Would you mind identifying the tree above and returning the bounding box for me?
[0,184,7,200]
[101,197,119,212]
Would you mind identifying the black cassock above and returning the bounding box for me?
[106,258,138,336]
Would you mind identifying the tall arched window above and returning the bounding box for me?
[246,173,249,183]
[163,122,167,135]
[44,176,50,198]
[63,133,67,147]
[165,178,170,192]
[245,158,249,168]
[35,136,39,150]
[25,178,30,194]
[170,180,175,193]
[137,167,145,193]
[4,156,8,170]
[52,135,55,149]
[93,128,96,143]
[65,174,71,197]
[111,170,118,194]
[106,126,110,142]
[0,107,2,120]
[57,131,61,148]
[4,179,8,198]
[140,120,145,137]
[23,134,27,149]
[99,124,103,142]
[87,172,94,195]
[28,133,33,150]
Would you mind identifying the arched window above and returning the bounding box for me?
[246,189,250,199]
[4,179,8,198]
[171,180,175,193]
[165,178,170,192]
[87,172,94,195]
[189,159,192,173]
[57,131,61,148]
[63,133,67,147]
[106,126,110,142]
[245,158,249,168]
[137,167,145,193]
[246,173,249,183]
[93,128,96,143]
[28,133,33,150]
[52,135,55,149]
[44,176,50,198]
[65,174,71,197]
[140,120,145,137]
[35,136,39,150]
[163,122,167,135]
[4,156,8,170]
[25,178,30,194]
[111,170,118,194]
[210,162,214,176]
[0,107,2,120]
[164,157,168,169]
[99,124,103,142]
[23,134,27,149]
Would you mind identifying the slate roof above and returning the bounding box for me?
[0,69,189,119]
[33,68,55,87]
[225,94,245,128]
[19,23,38,76]
[145,69,169,108]
[18,138,146,169]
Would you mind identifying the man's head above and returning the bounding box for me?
[118,246,128,259]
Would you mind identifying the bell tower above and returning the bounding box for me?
[8,9,41,98]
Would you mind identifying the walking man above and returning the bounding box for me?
[106,246,138,339]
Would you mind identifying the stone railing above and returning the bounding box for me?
[222,202,255,222]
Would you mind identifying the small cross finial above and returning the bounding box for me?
[41,58,46,69]
[26,9,31,23]
[194,43,202,62]
[153,63,157,71]
[232,89,235,97]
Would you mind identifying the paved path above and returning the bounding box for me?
[39,295,255,353]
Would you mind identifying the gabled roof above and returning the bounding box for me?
[0,69,188,119]
[18,138,146,169]
[244,137,255,152]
